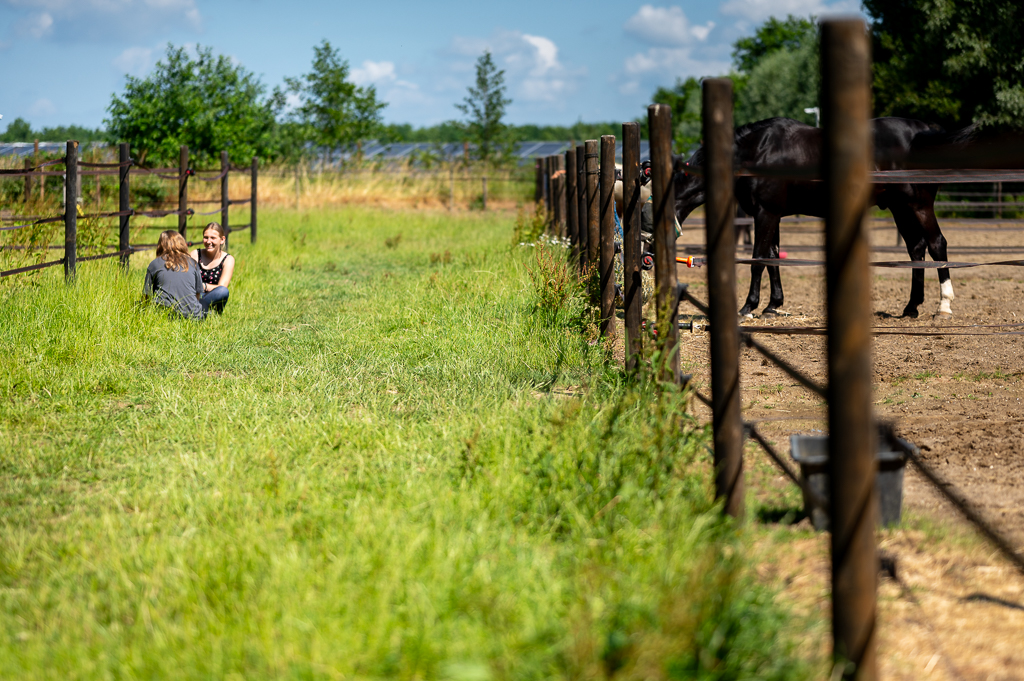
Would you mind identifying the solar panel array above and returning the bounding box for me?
[1,141,651,164]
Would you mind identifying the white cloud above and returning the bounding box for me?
[2,0,201,40]
[28,97,55,116]
[16,11,53,38]
[351,60,397,86]
[113,46,153,76]
[623,47,729,77]
[624,5,714,46]
[445,30,585,104]
[720,0,860,21]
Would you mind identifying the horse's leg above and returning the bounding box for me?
[919,207,954,315]
[763,215,784,315]
[890,205,926,318]
[739,211,779,317]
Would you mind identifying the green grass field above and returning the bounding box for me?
[0,206,812,680]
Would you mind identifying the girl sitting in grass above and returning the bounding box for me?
[190,222,235,314]
[143,230,205,320]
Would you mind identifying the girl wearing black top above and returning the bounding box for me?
[190,222,235,314]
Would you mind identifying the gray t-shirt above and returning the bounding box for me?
[143,256,205,319]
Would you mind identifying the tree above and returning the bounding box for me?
[106,44,277,166]
[283,40,386,164]
[455,51,512,163]
[731,15,816,74]
[731,15,818,127]
[866,0,1024,130]
[652,77,703,153]
[0,117,33,142]
[734,38,818,127]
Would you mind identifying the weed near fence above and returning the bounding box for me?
[0,206,817,679]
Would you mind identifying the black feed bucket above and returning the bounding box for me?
[790,434,907,531]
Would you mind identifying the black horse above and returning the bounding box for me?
[672,117,955,318]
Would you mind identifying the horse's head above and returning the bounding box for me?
[673,150,705,223]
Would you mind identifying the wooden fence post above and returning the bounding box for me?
[584,140,600,309]
[822,18,877,681]
[64,140,78,282]
[450,166,455,211]
[482,175,488,211]
[576,144,587,275]
[703,78,745,519]
[221,150,230,250]
[119,142,130,269]
[544,156,553,228]
[648,105,680,384]
[599,135,617,338]
[565,147,579,263]
[178,145,189,240]
[24,159,32,203]
[251,157,258,244]
[535,158,543,203]
[622,122,643,373]
[561,155,569,237]
[35,140,44,204]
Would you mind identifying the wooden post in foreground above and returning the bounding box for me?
[64,140,78,282]
[822,18,877,681]
[599,135,616,338]
[119,142,131,269]
[178,145,189,240]
[565,147,579,262]
[647,105,679,384]
[482,175,488,211]
[621,122,643,372]
[584,139,600,309]
[576,144,587,275]
[703,78,745,519]
[251,157,258,244]
[221,150,230,250]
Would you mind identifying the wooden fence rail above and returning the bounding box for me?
[1,143,259,282]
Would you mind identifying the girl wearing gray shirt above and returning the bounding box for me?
[143,230,205,319]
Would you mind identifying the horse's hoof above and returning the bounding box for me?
[933,311,953,320]
[761,308,787,317]
[738,306,754,317]
[901,307,920,319]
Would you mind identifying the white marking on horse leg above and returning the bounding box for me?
[939,279,954,315]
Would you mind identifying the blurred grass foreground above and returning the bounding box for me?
[0,205,811,679]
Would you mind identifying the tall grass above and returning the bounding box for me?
[0,206,813,679]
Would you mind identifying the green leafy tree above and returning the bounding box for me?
[735,38,818,127]
[652,77,703,153]
[284,40,386,165]
[866,0,1024,130]
[456,51,513,163]
[0,117,34,142]
[731,15,818,127]
[731,15,817,74]
[106,44,277,166]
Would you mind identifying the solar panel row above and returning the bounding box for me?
[1,141,651,163]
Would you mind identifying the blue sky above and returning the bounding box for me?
[0,0,860,133]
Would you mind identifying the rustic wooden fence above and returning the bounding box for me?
[549,17,1024,681]
[1,143,257,281]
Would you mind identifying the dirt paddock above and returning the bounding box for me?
[673,217,1024,679]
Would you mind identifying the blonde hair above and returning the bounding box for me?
[156,230,191,272]
[204,222,228,240]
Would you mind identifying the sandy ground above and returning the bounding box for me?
[614,216,1024,679]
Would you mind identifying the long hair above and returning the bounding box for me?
[204,221,228,240]
[156,230,191,272]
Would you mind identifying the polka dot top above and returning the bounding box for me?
[199,254,229,286]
